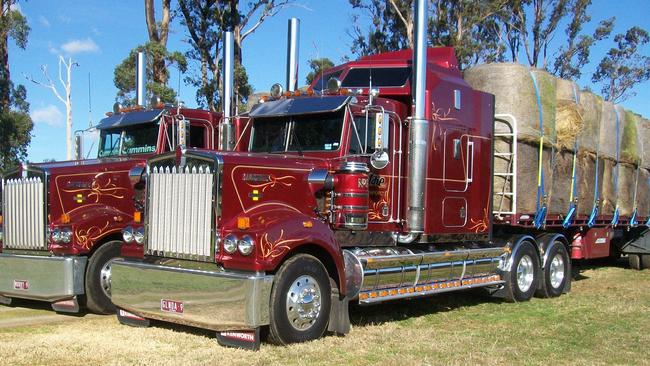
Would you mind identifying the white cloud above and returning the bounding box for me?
[30,105,64,127]
[61,38,100,54]
[38,15,50,27]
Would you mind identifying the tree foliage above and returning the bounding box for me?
[592,26,650,103]
[178,0,289,112]
[113,0,186,105]
[0,0,32,173]
[305,57,334,85]
[113,42,187,105]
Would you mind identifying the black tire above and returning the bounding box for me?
[640,254,650,270]
[85,241,121,314]
[629,254,641,270]
[535,242,570,298]
[268,254,331,345]
[504,240,540,302]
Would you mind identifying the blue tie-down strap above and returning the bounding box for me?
[611,207,620,226]
[562,204,577,228]
[630,208,638,226]
[587,205,598,227]
[534,205,547,229]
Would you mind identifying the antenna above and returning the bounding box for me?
[88,72,93,128]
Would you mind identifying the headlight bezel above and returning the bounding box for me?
[122,226,134,243]
[133,227,145,245]
[223,234,238,254]
[237,235,255,256]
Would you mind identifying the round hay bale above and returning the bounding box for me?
[556,101,583,150]
[599,101,618,160]
[620,109,641,165]
[577,91,602,153]
[639,117,650,169]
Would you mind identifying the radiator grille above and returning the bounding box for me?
[2,178,47,250]
[146,166,215,261]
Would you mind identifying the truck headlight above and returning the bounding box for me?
[133,227,145,245]
[223,234,238,254]
[122,226,134,243]
[237,235,254,256]
[60,228,73,243]
[51,228,62,243]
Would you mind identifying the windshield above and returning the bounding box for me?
[250,111,344,153]
[98,122,159,157]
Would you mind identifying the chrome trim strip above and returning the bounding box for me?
[110,259,273,331]
[0,253,86,301]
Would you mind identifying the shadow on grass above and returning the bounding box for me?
[349,289,502,327]
[3,298,94,318]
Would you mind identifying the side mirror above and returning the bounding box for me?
[371,112,390,169]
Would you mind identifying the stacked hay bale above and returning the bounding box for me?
[575,91,604,217]
[616,110,642,216]
[464,64,556,215]
[599,102,620,215]
[637,117,650,219]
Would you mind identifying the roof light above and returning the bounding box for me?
[270,83,283,99]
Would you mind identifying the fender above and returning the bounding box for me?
[535,232,571,293]
[51,205,132,255]
[224,208,346,296]
[499,234,538,273]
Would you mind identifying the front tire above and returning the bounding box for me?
[536,242,570,298]
[268,254,331,345]
[504,240,540,302]
[85,241,121,314]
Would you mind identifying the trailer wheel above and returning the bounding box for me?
[268,254,331,345]
[505,240,540,302]
[536,243,570,298]
[85,241,121,314]
[641,255,650,270]
[629,254,641,270]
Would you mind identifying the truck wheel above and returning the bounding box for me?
[505,240,540,302]
[629,254,641,270]
[641,254,650,270]
[268,254,331,345]
[85,241,121,314]
[536,242,570,298]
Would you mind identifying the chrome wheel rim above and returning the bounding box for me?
[286,275,321,331]
[516,255,534,292]
[100,261,112,297]
[549,253,565,289]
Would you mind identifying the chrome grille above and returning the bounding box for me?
[146,166,215,261]
[2,178,47,250]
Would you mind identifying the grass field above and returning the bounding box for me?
[0,261,648,366]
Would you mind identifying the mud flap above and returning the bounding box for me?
[0,294,11,305]
[216,328,261,351]
[117,308,151,327]
[51,296,80,313]
[327,283,351,335]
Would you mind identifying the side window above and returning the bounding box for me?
[189,125,206,148]
[349,116,376,155]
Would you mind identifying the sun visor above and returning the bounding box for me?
[249,96,350,117]
[97,109,165,129]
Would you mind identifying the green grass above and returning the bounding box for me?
[0,262,648,365]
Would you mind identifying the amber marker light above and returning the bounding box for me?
[0,215,3,225]
[237,216,250,230]
[60,214,71,224]
[302,221,313,228]
[134,211,142,223]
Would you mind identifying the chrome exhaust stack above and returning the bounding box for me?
[136,51,147,107]
[286,18,300,92]
[220,31,235,151]
[406,0,429,233]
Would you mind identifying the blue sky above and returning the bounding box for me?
[8,0,650,163]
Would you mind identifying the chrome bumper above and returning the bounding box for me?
[110,259,274,331]
[0,253,87,302]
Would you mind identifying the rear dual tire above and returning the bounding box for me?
[536,243,570,298]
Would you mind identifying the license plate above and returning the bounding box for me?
[160,299,184,314]
[13,280,29,290]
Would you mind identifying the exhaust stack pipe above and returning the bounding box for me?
[286,18,300,92]
[220,31,235,150]
[406,0,429,233]
[136,51,146,107]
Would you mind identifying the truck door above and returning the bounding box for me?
[441,125,475,228]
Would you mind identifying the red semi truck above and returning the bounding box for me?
[109,4,650,350]
[0,105,223,313]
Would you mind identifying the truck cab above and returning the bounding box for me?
[0,105,223,314]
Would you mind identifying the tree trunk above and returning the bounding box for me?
[0,0,11,111]
[145,0,171,84]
